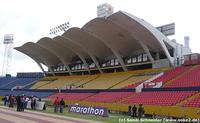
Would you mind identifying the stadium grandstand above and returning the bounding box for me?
[1,10,200,121]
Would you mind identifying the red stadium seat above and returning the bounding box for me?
[120,91,196,106]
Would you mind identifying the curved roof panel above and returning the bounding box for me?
[82,18,142,57]
[63,27,112,60]
[112,11,173,63]
[15,42,60,66]
[15,46,46,65]
[37,37,75,65]
[15,11,174,72]
[53,36,89,59]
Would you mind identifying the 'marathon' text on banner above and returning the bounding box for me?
[68,105,108,117]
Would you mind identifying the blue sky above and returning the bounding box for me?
[0,0,200,76]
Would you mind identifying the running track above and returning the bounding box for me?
[0,106,102,123]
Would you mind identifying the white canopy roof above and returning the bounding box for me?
[15,11,174,73]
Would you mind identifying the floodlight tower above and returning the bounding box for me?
[2,34,14,76]
[50,22,70,36]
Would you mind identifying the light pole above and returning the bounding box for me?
[2,34,14,76]
[50,22,70,35]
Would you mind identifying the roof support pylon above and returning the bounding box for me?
[84,30,128,72]
[137,40,154,63]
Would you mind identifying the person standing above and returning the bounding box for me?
[138,104,145,120]
[128,105,132,116]
[33,96,36,110]
[3,95,6,106]
[54,97,60,113]
[132,105,137,118]
[59,98,65,113]
[22,95,26,111]
[4,95,9,106]
[9,95,14,108]
[16,96,21,112]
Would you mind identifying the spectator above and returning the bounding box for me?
[16,96,21,112]
[54,97,60,113]
[3,95,6,106]
[138,104,145,120]
[4,95,9,106]
[21,95,26,111]
[9,95,14,108]
[128,105,132,116]
[38,98,41,101]
[31,97,34,110]
[59,98,65,113]
[25,96,29,109]
[132,105,137,118]
[33,96,37,110]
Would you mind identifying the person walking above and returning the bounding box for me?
[59,98,65,113]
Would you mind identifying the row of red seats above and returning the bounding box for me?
[166,65,200,87]
[48,91,196,106]
[152,66,190,84]
[48,93,94,101]
[120,91,196,106]
[184,95,200,108]
[84,92,133,103]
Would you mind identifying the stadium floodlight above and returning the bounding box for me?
[50,22,70,35]
[2,34,14,76]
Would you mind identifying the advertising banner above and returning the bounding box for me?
[68,105,108,117]
[27,101,45,110]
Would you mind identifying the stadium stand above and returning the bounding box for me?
[31,80,51,89]
[38,77,83,89]
[83,92,133,103]
[80,72,133,89]
[73,75,99,88]
[0,77,39,89]
[0,77,17,87]
[31,77,58,89]
[0,90,53,98]
[9,9,200,119]
[117,76,152,89]
[76,68,166,89]
[48,92,95,102]
[2,78,39,89]
[37,75,99,89]
[184,93,200,107]
[120,91,196,106]
[17,72,44,78]
[149,66,191,85]
[165,65,200,87]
